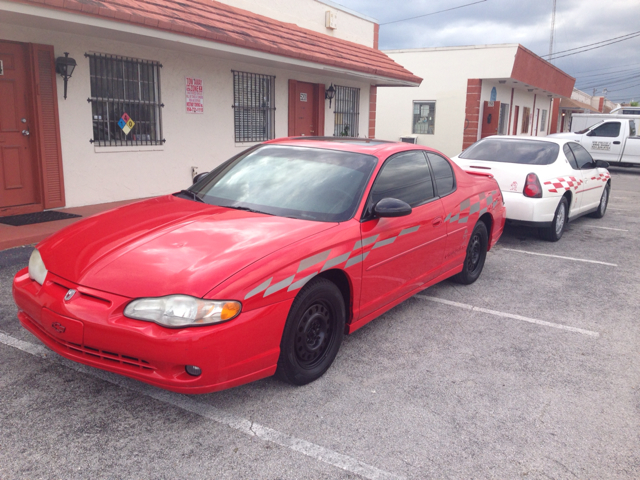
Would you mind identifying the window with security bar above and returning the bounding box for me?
[233,71,275,143]
[87,53,164,146]
[413,101,435,134]
[333,86,360,137]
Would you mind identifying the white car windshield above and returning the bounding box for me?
[460,139,559,165]
[190,145,378,222]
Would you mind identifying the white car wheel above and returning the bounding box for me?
[539,197,568,242]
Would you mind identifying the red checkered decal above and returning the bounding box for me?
[591,172,611,182]
[543,176,583,193]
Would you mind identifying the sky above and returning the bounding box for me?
[333,0,640,104]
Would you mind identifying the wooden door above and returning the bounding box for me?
[0,42,37,209]
[294,82,317,136]
[512,106,520,135]
[481,100,500,138]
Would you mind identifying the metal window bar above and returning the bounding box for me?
[232,71,276,143]
[333,85,360,137]
[86,53,164,146]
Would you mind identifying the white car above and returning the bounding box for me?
[452,136,611,241]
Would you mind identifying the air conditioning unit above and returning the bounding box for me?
[400,135,418,144]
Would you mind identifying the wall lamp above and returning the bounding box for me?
[55,52,77,100]
[325,83,336,108]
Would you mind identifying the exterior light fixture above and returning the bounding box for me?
[325,83,336,108]
[498,80,507,84]
[55,52,77,100]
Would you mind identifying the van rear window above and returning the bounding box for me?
[459,139,559,165]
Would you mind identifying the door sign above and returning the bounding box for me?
[117,113,135,135]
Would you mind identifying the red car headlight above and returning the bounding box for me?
[124,295,241,328]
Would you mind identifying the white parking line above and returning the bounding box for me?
[0,332,403,480]
[416,296,600,337]
[584,226,629,232]
[501,248,618,267]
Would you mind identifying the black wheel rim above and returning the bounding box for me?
[467,232,482,273]
[294,301,335,369]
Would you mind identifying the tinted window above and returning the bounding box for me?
[371,151,434,207]
[590,122,620,137]
[191,145,377,222]
[630,120,637,137]
[562,144,579,170]
[569,143,595,169]
[459,138,559,165]
[427,153,455,196]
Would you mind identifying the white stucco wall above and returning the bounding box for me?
[216,0,376,47]
[376,45,553,157]
[0,20,371,208]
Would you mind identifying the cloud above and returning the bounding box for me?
[334,0,640,102]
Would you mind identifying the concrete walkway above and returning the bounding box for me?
[0,199,146,251]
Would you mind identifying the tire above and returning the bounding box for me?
[588,184,610,218]
[276,278,345,386]
[539,196,568,242]
[452,221,488,285]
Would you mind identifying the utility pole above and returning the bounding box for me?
[549,0,557,60]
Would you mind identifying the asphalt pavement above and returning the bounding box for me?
[1,167,638,479]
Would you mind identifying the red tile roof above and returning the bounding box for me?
[12,0,422,85]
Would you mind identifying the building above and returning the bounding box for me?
[556,89,617,132]
[0,0,420,217]
[376,44,575,157]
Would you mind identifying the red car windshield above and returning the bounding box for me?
[191,145,378,222]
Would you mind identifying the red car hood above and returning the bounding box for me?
[38,195,337,298]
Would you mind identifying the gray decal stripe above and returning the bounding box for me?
[354,235,379,250]
[458,216,468,224]
[373,237,397,249]
[297,249,332,273]
[450,213,460,223]
[399,225,420,236]
[264,275,296,297]
[444,213,451,222]
[478,191,486,199]
[469,202,480,214]
[345,252,369,268]
[287,272,318,292]
[245,277,272,300]
[479,207,487,215]
[321,252,351,271]
[460,198,470,211]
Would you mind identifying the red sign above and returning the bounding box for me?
[186,77,204,114]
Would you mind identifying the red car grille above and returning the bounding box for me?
[30,316,155,371]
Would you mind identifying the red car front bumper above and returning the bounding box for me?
[13,268,291,394]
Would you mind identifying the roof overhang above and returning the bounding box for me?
[510,45,575,97]
[0,0,421,87]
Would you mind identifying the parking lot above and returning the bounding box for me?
[0,166,638,479]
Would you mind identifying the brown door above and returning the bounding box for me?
[481,100,500,138]
[0,42,38,208]
[0,42,38,209]
[512,106,520,135]
[294,82,317,136]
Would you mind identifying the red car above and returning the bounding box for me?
[13,138,506,394]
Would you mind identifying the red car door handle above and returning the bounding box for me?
[432,217,443,226]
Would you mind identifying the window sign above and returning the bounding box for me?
[186,77,204,114]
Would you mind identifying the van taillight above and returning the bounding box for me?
[523,173,542,198]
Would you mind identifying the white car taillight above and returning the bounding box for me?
[523,173,542,198]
